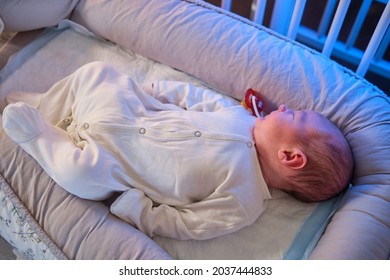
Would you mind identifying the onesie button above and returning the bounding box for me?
[247,142,253,148]
[83,123,89,129]
[139,128,146,134]
[194,131,202,137]
[63,118,71,124]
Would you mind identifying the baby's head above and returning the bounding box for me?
[253,105,353,202]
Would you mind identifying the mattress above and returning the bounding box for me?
[0,21,345,260]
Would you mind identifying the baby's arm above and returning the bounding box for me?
[149,81,239,111]
[111,186,251,240]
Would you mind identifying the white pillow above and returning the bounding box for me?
[0,0,79,32]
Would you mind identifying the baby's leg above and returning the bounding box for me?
[5,91,42,108]
[3,62,128,122]
[2,67,80,123]
[2,102,117,200]
[1,91,42,114]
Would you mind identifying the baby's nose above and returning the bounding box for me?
[278,104,287,112]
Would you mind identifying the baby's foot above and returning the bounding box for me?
[2,102,46,143]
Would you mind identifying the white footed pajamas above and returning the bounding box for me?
[2,62,271,240]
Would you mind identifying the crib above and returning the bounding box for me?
[0,0,389,260]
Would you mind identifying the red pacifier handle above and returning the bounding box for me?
[241,89,263,117]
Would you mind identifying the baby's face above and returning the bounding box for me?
[253,105,336,152]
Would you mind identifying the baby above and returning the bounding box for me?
[254,104,353,202]
[2,62,353,240]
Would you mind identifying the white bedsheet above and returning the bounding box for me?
[0,22,342,259]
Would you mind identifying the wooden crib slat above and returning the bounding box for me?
[221,0,232,11]
[252,0,267,24]
[374,26,390,62]
[317,0,338,38]
[322,0,351,57]
[345,0,373,49]
[270,0,296,35]
[287,0,307,39]
[356,0,390,76]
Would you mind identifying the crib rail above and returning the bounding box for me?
[218,0,390,80]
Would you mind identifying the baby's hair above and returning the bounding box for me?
[285,123,354,202]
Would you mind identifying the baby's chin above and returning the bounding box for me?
[255,116,267,126]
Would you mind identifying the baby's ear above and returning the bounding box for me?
[278,148,307,170]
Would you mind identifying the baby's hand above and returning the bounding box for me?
[2,102,45,143]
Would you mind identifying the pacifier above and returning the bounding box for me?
[241,88,264,117]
